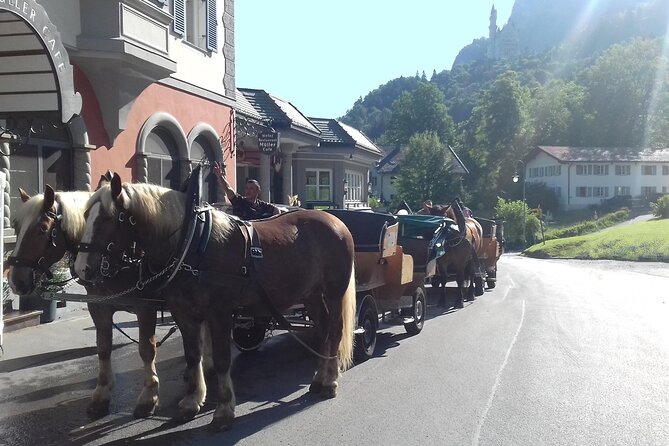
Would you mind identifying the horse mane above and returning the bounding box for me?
[89,182,235,244]
[14,190,92,245]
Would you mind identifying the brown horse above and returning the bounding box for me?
[430,202,483,308]
[8,183,161,418]
[73,174,356,431]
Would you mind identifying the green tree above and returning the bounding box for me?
[393,132,461,209]
[460,71,531,211]
[529,80,587,146]
[580,38,669,147]
[381,82,455,146]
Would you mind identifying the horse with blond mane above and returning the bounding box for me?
[73,173,356,430]
[8,179,162,418]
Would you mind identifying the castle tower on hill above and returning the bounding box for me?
[487,4,520,60]
[489,5,498,39]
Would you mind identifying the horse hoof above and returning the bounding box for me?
[320,385,337,399]
[309,381,323,394]
[176,406,200,422]
[456,301,464,309]
[87,400,110,418]
[133,402,157,419]
[209,416,234,432]
[210,409,235,432]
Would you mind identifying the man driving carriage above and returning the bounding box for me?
[213,161,281,220]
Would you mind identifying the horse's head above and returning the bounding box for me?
[74,173,138,284]
[8,186,68,295]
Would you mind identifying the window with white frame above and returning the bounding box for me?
[614,186,631,196]
[641,165,657,175]
[173,0,218,52]
[592,186,608,197]
[305,169,332,202]
[615,165,631,176]
[576,186,591,197]
[344,171,363,203]
[663,165,669,175]
[546,165,561,176]
[641,186,657,196]
[593,165,609,175]
[576,165,589,175]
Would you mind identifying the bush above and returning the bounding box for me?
[544,208,630,240]
[494,198,541,247]
[650,195,669,219]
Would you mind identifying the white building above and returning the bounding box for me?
[525,146,669,210]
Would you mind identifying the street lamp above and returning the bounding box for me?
[512,160,526,247]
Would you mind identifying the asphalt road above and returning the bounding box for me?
[1,255,668,445]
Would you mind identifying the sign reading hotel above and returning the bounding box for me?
[258,131,279,155]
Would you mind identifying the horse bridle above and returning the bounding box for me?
[77,210,143,280]
[7,203,67,280]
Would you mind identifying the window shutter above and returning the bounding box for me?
[173,0,185,36]
[206,0,218,52]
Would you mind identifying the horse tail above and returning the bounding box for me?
[338,261,356,371]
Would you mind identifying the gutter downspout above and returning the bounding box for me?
[567,164,571,207]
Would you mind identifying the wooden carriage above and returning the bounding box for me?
[324,210,429,361]
[473,217,505,289]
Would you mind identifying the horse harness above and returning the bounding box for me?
[7,200,74,281]
[73,180,293,330]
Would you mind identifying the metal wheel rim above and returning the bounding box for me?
[414,296,424,322]
[362,315,374,348]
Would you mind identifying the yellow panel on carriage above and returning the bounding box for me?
[383,246,414,286]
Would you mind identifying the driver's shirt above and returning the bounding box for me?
[230,193,276,220]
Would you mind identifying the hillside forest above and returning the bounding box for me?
[341,2,669,215]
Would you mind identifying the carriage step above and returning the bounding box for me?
[3,310,43,333]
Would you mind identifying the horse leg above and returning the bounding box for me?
[133,305,159,418]
[436,265,447,307]
[171,313,206,421]
[87,303,115,416]
[455,268,465,309]
[467,261,476,301]
[207,314,236,431]
[306,293,341,398]
[305,296,327,395]
[201,322,216,381]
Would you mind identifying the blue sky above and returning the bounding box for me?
[235,1,515,119]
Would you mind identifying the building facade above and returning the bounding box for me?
[0,0,235,238]
[525,146,669,210]
[235,88,382,209]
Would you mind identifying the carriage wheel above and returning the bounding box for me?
[404,285,427,335]
[232,319,269,352]
[354,298,378,362]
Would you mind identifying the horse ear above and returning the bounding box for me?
[111,173,122,199]
[43,185,55,210]
[18,187,31,203]
[110,172,130,210]
[96,170,114,190]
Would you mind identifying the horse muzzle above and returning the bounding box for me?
[8,266,36,296]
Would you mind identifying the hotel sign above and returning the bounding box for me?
[258,131,279,155]
[0,0,82,122]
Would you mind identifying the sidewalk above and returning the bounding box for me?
[0,283,153,366]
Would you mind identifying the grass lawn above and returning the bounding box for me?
[524,218,669,261]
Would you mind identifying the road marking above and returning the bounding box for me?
[500,276,515,302]
[472,299,526,446]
